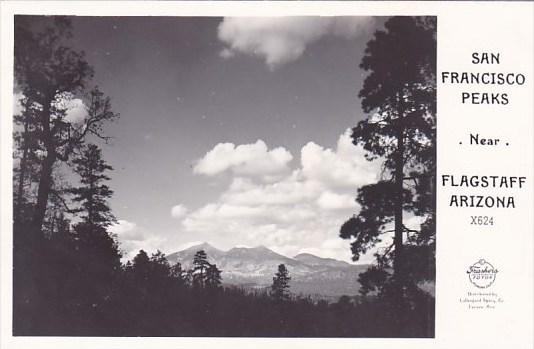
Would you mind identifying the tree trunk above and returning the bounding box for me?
[393,121,404,281]
[392,108,406,336]
[31,150,55,240]
[15,118,30,223]
[31,100,55,241]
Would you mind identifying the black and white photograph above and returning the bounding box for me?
[12,13,436,338]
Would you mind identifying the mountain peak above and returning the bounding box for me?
[167,242,225,265]
[177,242,225,256]
[187,242,216,250]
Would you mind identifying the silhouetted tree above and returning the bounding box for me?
[13,18,119,334]
[131,250,151,282]
[149,250,172,284]
[205,264,222,290]
[170,261,186,284]
[14,17,118,241]
[13,93,42,226]
[70,144,116,227]
[70,143,120,264]
[339,16,436,335]
[192,250,210,288]
[271,264,291,302]
[66,144,121,321]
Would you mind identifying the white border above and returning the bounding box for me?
[1,2,533,349]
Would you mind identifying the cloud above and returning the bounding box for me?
[51,92,88,124]
[110,219,166,261]
[301,129,381,188]
[15,91,87,124]
[109,219,142,241]
[217,17,375,69]
[13,91,24,115]
[316,191,358,210]
[221,175,321,206]
[63,98,87,124]
[181,129,382,262]
[171,204,188,219]
[193,140,293,178]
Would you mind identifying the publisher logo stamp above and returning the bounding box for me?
[466,259,498,288]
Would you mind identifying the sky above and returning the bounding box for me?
[25,16,395,263]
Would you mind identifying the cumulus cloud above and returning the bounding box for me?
[15,91,87,124]
[49,92,88,124]
[301,129,381,188]
[110,219,166,261]
[193,140,293,178]
[109,220,142,241]
[181,129,382,262]
[63,98,87,124]
[217,17,376,69]
[171,204,188,219]
[221,175,321,207]
[316,191,358,210]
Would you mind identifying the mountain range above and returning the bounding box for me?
[166,242,369,299]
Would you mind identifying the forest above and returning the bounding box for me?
[12,16,436,337]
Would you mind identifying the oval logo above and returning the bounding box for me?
[466,259,498,289]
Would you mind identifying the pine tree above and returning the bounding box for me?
[69,144,121,310]
[170,262,187,287]
[205,264,222,290]
[13,93,41,227]
[70,144,116,228]
[149,250,172,293]
[13,18,118,334]
[170,261,184,278]
[340,16,435,284]
[339,16,436,335]
[271,264,291,302]
[131,250,151,281]
[192,250,210,288]
[14,17,118,241]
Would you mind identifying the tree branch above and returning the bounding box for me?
[403,226,419,233]
[50,189,78,214]
[382,241,395,257]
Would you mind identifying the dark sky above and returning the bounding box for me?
[28,16,390,261]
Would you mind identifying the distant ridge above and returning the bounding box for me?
[294,253,351,268]
[166,242,369,298]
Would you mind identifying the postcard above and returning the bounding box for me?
[0,2,532,348]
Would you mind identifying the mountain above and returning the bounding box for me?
[167,242,226,266]
[294,253,351,268]
[166,242,369,299]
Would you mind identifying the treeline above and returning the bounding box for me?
[16,242,434,337]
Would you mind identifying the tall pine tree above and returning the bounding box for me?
[339,16,436,334]
[205,264,222,290]
[13,18,118,333]
[14,17,118,242]
[271,264,291,302]
[71,144,116,228]
[192,250,210,289]
[70,144,121,312]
